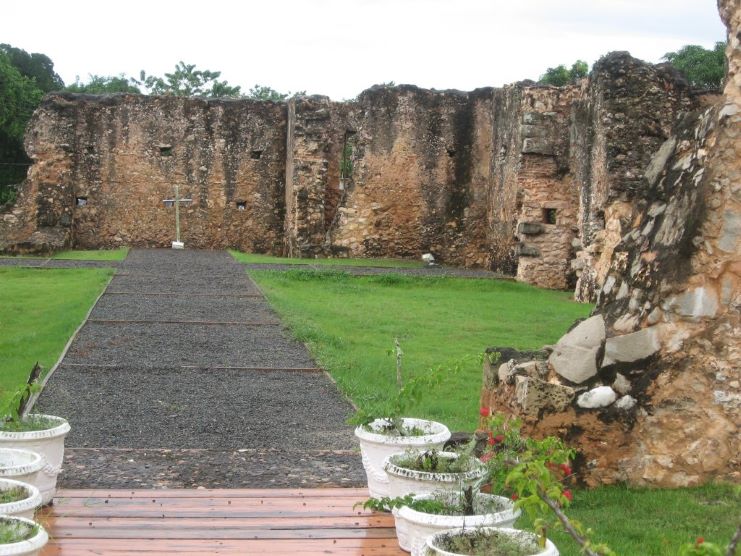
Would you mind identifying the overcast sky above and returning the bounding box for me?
[3,0,726,100]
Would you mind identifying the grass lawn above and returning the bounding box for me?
[0,248,128,261]
[230,250,424,268]
[250,269,592,431]
[519,483,739,555]
[0,267,113,409]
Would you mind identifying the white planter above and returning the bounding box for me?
[425,527,558,556]
[0,415,70,505]
[0,516,49,556]
[0,450,43,488]
[392,492,521,555]
[354,418,450,498]
[0,479,42,520]
[383,451,486,499]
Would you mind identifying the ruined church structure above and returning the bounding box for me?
[1,0,738,487]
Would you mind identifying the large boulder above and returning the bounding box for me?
[548,315,606,383]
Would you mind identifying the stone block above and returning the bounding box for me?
[577,386,617,408]
[515,376,575,417]
[559,315,606,349]
[517,221,545,235]
[549,344,600,384]
[522,137,555,155]
[602,326,661,366]
[612,373,632,395]
[615,395,637,410]
[516,243,541,257]
[665,287,719,319]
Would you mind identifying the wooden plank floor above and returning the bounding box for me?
[38,488,405,555]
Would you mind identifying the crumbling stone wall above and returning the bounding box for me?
[1,94,287,253]
[481,0,740,486]
[0,50,706,298]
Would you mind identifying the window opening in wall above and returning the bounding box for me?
[159,145,173,156]
[339,131,355,190]
[163,200,175,208]
[544,208,557,225]
[446,148,456,158]
[250,150,263,160]
[236,201,247,211]
[75,197,88,207]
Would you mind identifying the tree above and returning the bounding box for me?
[0,52,44,203]
[65,74,141,94]
[133,62,241,98]
[0,43,64,92]
[662,42,726,90]
[246,84,305,101]
[538,60,589,86]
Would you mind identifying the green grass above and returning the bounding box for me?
[0,267,113,408]
[52,248,128,261]
[517,483,739,555]
[229,250,424,268]
[0,248,128,261]
[250,269,591,431]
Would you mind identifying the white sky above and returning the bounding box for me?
[3,0,726,100]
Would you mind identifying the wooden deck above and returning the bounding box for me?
[39,488,405,555]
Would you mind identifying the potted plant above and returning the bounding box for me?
[0,365,70,505]
[0,449,43,486]
[383,448,486,499]
[0,479,42,520]
[0,516,48,556]
[352,340,452,497]
[371,488,521,554]
[424,526,558,556]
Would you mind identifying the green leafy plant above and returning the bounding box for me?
[434,527,539,556]
[0,363,42,426]
[479,412,615,556]
[0,486,28,504]
[0,517,37,544]
[348,338,469,435]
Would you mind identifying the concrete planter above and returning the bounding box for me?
[393,492,521,555]
[354,418,450,498]
[383,451,486,499]
[0,479,42,520]
[0,450,43,488]
[425,527,558,556]
[0,415,70,505]
[0,516,48,556]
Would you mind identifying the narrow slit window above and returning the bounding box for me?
[75,197,88,207]
[159,145,173,156]
[236,201,247,211]
[543,208,557,225]
[250,150,263,160]
[446,148,456,158]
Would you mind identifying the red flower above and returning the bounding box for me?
[494,434,505,444]
[511,493,519,501]
[479,407,491,417]
[696,537,705,545]
[480,452,493,463]
[560,464,573,476]
[562,489,573,502]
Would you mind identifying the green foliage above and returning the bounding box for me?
[340,140,353,179]
[65,74,141,94]
[538,60,589,86]
[246,84,304,101]
[662,42,726,90]
[0,44,63,92]
[0,52,42,155]
[0,486,27,504]
[678,538,724,556]
[134,61,241,98]
[0,517,38,544]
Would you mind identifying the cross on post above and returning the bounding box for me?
[162,185,192,249]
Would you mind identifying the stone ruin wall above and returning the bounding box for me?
[2,56,696,291]
[481,0,740,487]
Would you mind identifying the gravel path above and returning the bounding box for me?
[35,249,365,489]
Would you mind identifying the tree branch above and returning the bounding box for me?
[540,493,601,556]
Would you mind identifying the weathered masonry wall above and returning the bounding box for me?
[1,94,287,252]
[0,53,701,294]
[481,0,740,487]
